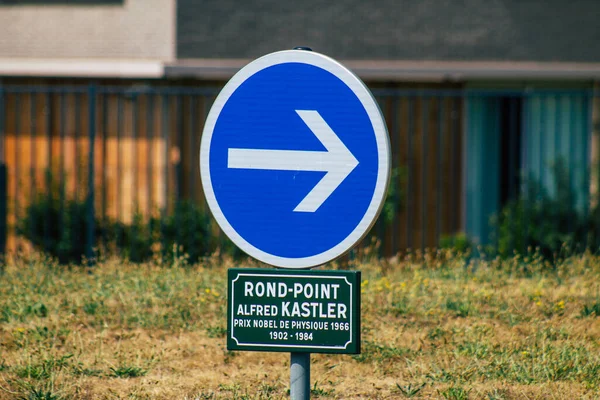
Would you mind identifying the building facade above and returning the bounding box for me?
[1,0,599,254]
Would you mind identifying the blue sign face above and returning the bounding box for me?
[200,51,390,268]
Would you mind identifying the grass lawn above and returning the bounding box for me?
[0,250,599,399]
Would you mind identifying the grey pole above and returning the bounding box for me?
[290,46,313,400]
[290,352,310,400]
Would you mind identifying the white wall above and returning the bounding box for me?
[0,0,175,61]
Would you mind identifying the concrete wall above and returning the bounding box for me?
[0,0,175,61]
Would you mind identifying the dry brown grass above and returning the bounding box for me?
[1,251,600,399]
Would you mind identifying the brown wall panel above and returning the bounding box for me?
[2,81,463,256]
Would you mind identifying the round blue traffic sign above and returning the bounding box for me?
[200,50,390,268]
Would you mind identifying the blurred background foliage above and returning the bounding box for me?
[15,160,600,265]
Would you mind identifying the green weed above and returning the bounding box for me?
[486,388,508,399]
[427,327,448,341]
[217,383,252,399]
[109,365,147,378]
[82,299,104,316]
[310,381,335,397]
[445,298,471,317]
[186,392,216,400]
[395,382,426,397]
[438,386,470,400]
[71,363,103,377]
[456,341,491,359]
[206,325,227,338]
[580,301,600,317]
[390,295,411,315]
[23,387,61,400]
[257,382,280,397]
[14,354,73,380]
[352,341,411,363]
[426,369,455,383]
[26,302,49,318]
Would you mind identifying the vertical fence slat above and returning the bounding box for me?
[188,95,196,254]
[595,91,600,249]
[178,95,184,202]
[30,92,36,202]
[508,98,518,201]
[116,94,123,248]
[189,96,196,201]
[59,93,66,242]
[44,92,51,252]
[28,92,36,255]
[406,97,414,250]
[508,97,518,252]
[569,95,576,206]
[161,94,169,232]
[451,96,459,235]
[101,93,108,222]
[566,95,577,241]
[521,92,531,253]
[538,97,545,192]
[75,93,81,201]
[0,82,4,165]
[132,93,139,213]
[146,94,154,218]
[554,94,562,249]
[555,95,561,168]
[390,96,398,254]
[436,97,443,246]
[376,96,386,256]
[584,91,593,247]
[421,97,428,252]
[0,82,5,255]
[86,84,96,262]
[129,91,138,259]
[0,161,4,256]
[175,95,184,249]
[14,94,20,233]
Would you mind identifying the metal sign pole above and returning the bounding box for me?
[291,352,310,400]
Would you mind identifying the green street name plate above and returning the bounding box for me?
[227,268,361,354]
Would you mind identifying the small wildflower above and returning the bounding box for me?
[379,277,392,290]
[205,288,211,294]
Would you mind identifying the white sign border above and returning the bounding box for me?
[200,50,391,269]
[230,273,354,350]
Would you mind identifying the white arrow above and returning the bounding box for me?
[227,110,359,212]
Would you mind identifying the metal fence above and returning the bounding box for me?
[0,83,598,262]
